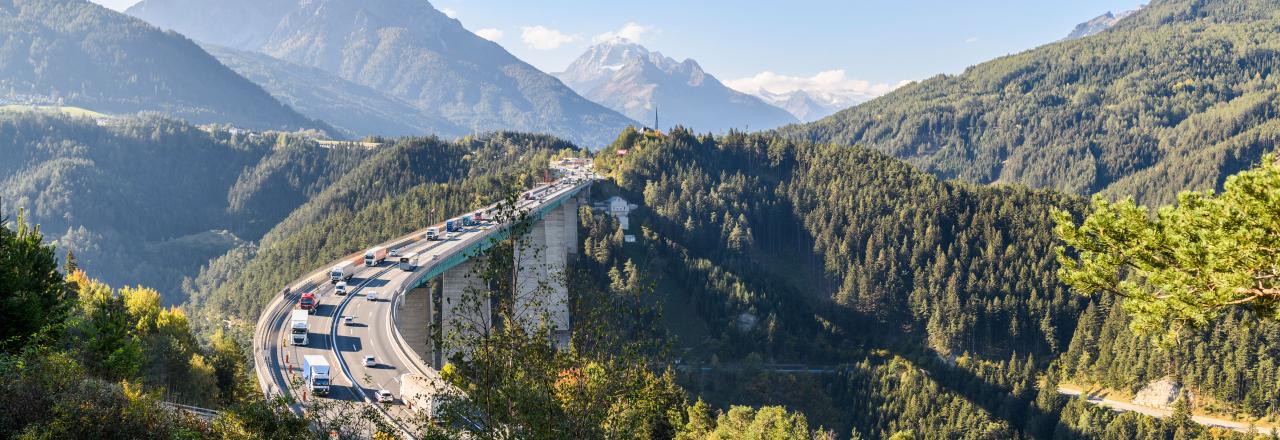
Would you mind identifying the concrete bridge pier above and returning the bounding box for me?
[396,283,432,366]
[439,259,489,368]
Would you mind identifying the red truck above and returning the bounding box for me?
[299,291,317,314]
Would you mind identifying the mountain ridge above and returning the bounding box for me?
[556,38,797,132]
[127,0,639,146]
[0,0,330,133]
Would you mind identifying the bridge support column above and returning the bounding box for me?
[514,210,570,347]
[562,197,579,255]
[396,284,432,366]
[440,259,488,368]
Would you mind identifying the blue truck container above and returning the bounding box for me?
[446,219,459,232]
[462,215,475,226]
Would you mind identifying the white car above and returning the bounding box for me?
[343,316,354,326]
[366,290,378,301]
[375,389,393,403]
[363,355,376,367]
[389,248,400,257]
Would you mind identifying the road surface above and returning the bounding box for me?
[1058,386,1274,434]
[254,164,594,436]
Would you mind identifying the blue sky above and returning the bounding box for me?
[94,0,1143,96]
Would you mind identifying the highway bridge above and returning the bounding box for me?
[252,162,594,435]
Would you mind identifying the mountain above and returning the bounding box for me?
[756,89,863,123]
[203,44,465,139]
[0,0,327,133]
[1063,8,1138,40]
[556,39,797,132]
[783,0,1280,206]
[0,112,370,302]
[127,0,637,147]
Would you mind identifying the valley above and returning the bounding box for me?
[2,0,1279,439]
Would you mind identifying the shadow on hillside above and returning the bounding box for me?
[625,185,1077,440]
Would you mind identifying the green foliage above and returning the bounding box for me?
[703,405,811,440]
[0,112,367,302]
[0,208,306,438]
[782,0,1280,206]
[0,207,73,352]
[188,132,570,324]
[1054,155,1280,340]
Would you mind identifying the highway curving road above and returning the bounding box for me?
[253,163,594,436]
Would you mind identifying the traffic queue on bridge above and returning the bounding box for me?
[272,163,590,414]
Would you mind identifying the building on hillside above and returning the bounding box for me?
[593,196,637,230]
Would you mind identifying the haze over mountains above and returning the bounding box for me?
[127,0,638,146]
[0,0,326,132]
[556,38,797,132]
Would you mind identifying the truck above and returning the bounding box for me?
[330,261,355,283]
[290,310,309,346]
[445,219,460,233]
[298,291,317,314]
[461,215,475,227]
[364,246,388,266]
[399,252,418,271]
[425,227,440,241]
[302,355,331,396]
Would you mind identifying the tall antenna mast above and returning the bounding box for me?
[653,107,659,132]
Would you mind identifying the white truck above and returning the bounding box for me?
[365,246,388,266]
[399,252,418,271]
[330,261,355,283]
[302,355,331,396]
[290,309,309,346]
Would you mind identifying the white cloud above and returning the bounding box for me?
[964,36,980,44]
[521,25,577,50]
[441,7,458,18]
[725,69,908,102]
[474,28,504,41]
[592,22,655,44]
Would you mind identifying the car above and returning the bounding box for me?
[375,389,393,403]
[366,290,378,301]
[389,248,400,257]
[363,355,376,367]
[343,316,354,326]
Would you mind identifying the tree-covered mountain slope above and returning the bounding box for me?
[185,132,575,322]
[591,127,1280,435]
[0,0,328,133]
[0,112,370,302]
[127,0,638,147]
[782,0,1280,206]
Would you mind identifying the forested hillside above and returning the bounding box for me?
[186,132,577,324]
[0,0,328,132]
[783,0,1280,206]
[591,127,1274,437]
[0,112,370,302]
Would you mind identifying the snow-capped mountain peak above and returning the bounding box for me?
[556,40,797,132]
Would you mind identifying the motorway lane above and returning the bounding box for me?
[262,169,593,430]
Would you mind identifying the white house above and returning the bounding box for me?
[596,196,638,230]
